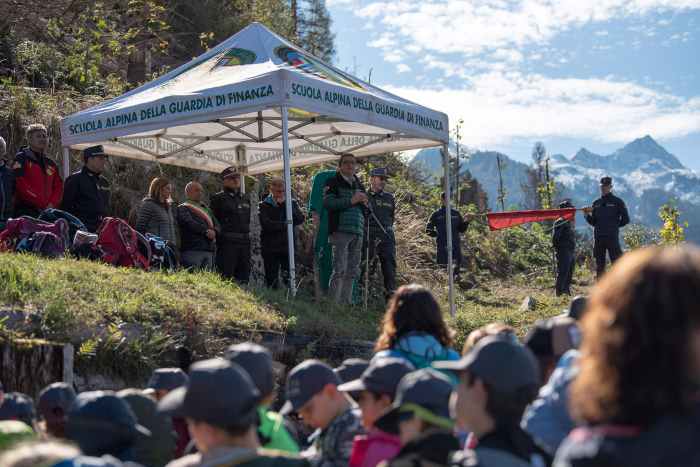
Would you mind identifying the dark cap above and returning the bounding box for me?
[224,342,274,398]
[338,357,414,398]
[600,176,612,186]
[83,145,107,158]
[158,358,260,428]
[0,392,36,427]
[65,391,151,457]
[567,295,588,321]
[147,368,188,392]
[434,337,540,394]
[370,167,389,178]
[221,166,241,179]
[524,316,581,358]
[38,382,76,415]
[374,368,453,435]
[334,358,369,384]
[558,199,574,209]
[281,359,340,415]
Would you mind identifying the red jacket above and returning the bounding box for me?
[13,147,63,216]
[350,430,402,467]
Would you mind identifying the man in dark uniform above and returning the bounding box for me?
[553,199,576,296]
[60,145,110,232]
[365,167,397,299]
[584,176,630,279]
[426,192,469,276]
[211,167,252,283]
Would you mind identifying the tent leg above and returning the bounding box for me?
[62,147,70,179]
[281,106,297,297]
[442,143,455,318]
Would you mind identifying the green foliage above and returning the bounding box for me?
[297,0,336,61]
[623,223,659,249]
[658,201,687,245]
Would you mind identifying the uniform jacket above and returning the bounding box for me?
[349,429,401,467]
[167,446,311,467]
[381,429,460,467]
[135,197,178,245]
[13,147,63,216]
[0,160,15,225]
[259,195,305,254]
[584,193,630,238]
[211,189,252,244]
[426,207,468,253]
[554,402,700,467]
[452,427,552,467]
[552,218,575,252]
[367,190,395,240]
[177,200,219,253]
[308,407,365,467]
[61,166,110,232]
[323,172,366,237]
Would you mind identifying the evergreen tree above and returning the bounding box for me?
[297,0,336,62]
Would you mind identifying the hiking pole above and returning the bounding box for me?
[363,219,370,313]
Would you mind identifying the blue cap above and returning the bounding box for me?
[374,368,454,434]
[0,392,36,427]
[224,342,275,397]
[370,167,389,178]
[83,145,106,158]
[147,368,188,392]
[338,357,414,398]
[334,358,369,384]
[281,360,340,415]
[38,382,76,416]
[158,358,260,428]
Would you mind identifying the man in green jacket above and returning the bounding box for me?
[323,154,367,304]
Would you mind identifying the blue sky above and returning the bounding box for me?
[326,0,700,169]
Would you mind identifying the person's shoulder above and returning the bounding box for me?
[247,450,310,467]
[164,452,202,467]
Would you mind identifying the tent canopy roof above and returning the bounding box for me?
[61,23,448,174]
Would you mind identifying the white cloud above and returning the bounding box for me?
[382,72,700,147]
[397,63,412,73]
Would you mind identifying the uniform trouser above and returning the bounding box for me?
[363,234,397,298]
[329,231,363,304]
[181,250,215,271]
[555,248,575,295]
[217,242,251,284]
[594,236,623,279]
[437,246,463,276]
[263,250,290,288]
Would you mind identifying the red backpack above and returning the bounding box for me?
[0,217,70,252]
[95,217,151,270]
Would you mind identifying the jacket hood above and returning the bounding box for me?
[394,332,459,361]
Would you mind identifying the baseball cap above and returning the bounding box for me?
[65,391,151,457]
[147,368,188,392]
[0,392,36,426]
[524,316,581,359]
[338,357,414,398]
[224,342,275,398]
[600,176,612,186]
[158,358,260,428]
[370,167,389,178]
[567,295,588,321]
[83,145,107,158]
[281,359,340,415]
[434,337,540,395]
[334,358,369,384]
[221,166,241,179]
[374,368,454,435]
[37,382,76,416]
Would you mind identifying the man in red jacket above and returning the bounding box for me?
[13,124,63,218]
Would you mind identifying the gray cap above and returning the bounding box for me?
[38,382,76,415]
[281,359,340,415]
[158,358,260,428]
[147,368,189,391]
[224,342,274,397]
[338,357,414,398]
[334,358,369,384]
[434,336,540,394]
[374,368,454,435]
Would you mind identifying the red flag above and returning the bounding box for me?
[487,208,576,231]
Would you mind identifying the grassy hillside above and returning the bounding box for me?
[0,251,589,383]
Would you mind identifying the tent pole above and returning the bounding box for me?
[62,147,70,179]
[442,143,455,318]
[281,106,297,297]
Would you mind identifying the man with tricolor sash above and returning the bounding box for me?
[177,181,219,271]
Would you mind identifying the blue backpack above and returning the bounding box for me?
[39,208,86,243]
[146,233,178,271]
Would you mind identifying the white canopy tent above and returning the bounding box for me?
[60,23,457,314]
